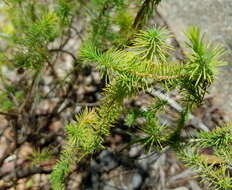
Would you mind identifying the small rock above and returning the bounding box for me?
[92,72,101,84]
[84,76,92,85]
[90,160,100,171]
[131,173,143,189]
[174,187,189,190]
[99,150,118,171]
[48,121,63,132]
[18,142,33,159]
[129,145,141,158]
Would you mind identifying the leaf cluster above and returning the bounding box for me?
[179,123,232,190]
[180,26,226,103]
[51,24,226,189]
[1,0,74,69]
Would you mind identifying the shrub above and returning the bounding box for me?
[0,0,230,190]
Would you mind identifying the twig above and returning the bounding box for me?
[46,57,59,80]
[147,88,210,132]
[0,111,18,118]
[49,49,78,63]
[70,26,84,41]
[59,16,75,50]
[9,120,19,190]
[133,0,159,30]
[18,70,41,112]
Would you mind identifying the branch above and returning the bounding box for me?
[131,70,183,80]
[133,0,160,30]
[49,49,78,62]
[0,111,18,118]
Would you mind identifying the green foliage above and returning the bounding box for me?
[51,25,176,187]
[126,100,169,152]
[0,92,14,111]
[29,148,53,166]
[55,0,73,25]
[90,0,124,7]
[0,85,24,112]
[50,148,76,190]
[180,149,232,190]
[125,110,141,127]
[196,124,232,149]
[132,27,172,62]
[51,24,227,189]
[179,123,232,190]
[1,1,63,69]
[133,0,162,30]
[114,8,134,46]
[3,0,26,4]
[115,9,133,31]
[80,27,182,83]
[22,12,59,47]
[86,0,115,47]
[138,112,168,152]
[50,109,103,190]
[14,50,47,69]
[0,1,229,190]
[181,26,226,103]
[12,10,59,51]
[66,109,103,152]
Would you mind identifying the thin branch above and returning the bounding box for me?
[18,70,41,112]
[12,120,19,190]
[49,49,78,62]
[133,0,160,30]
[70,26,84,41]
[46,57,59,80]
[0,111,18,118]
[131,70,183,80]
